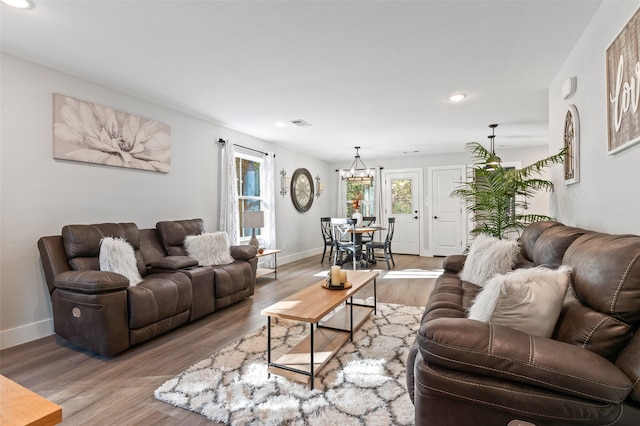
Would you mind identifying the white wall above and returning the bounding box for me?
[0,54,333,349]
[549,1,640,233]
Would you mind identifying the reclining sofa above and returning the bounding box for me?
[407,221,640,425]
[37,218,257,356]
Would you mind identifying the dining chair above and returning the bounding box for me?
[366,217,396,269]
[331,218,361,270]
[361,216,376,245]
[320,217,334,263]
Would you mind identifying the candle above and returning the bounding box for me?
[340,270,347,284]
[331,266,341,285]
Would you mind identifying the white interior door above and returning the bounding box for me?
[383,169,421,255]
[429,165,466,256]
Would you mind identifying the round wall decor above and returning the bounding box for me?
[290,168,314,212]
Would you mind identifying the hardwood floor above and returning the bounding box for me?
[0,254,442,425]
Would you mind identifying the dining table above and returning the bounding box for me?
[340,225,386,268]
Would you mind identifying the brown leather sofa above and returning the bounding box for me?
[407,221,640,425]
[37,218,257,356]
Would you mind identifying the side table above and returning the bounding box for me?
[256,249,282,280]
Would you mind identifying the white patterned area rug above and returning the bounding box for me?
[154,301,422,425]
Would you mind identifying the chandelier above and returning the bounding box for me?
[486,123,502,170]
[341,146,373,184]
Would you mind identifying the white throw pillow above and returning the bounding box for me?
[468,265,572,337]
[460,234,520,286]
[184,232,235,266]
[99,237,143,286]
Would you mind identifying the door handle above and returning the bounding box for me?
[434,216,438,219]
[414,216,418,219]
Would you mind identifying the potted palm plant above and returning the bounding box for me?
[451,142,566,239]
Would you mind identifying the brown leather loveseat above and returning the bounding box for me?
[38,218,257,356]
[407,221,640,425]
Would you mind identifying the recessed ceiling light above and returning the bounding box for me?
[274,122,286,128]
[1,0,35,9]
[448,93,467,102]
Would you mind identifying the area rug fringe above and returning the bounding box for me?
[154,301,422,425]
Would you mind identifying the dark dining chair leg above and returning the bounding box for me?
[383,246,391,270]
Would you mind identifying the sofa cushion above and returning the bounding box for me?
[62,223,145,276]
[518,220,563,263]
[554,232,640,361]
[214,262,253,297]
[99,237,143,286]
[156,218,205,256]
[418,317,633,404]
[564,233,640,325]
[460,234,520,286]
[468,266,571,337]
[184,232,235,266]
[530,225,587,267]
[127,272,192,329]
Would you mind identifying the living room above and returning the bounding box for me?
[1,1,639,424]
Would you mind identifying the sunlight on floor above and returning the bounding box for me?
[382,269,443,279]
[315,269,443,279]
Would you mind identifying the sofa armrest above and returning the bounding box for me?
[230,245,258,260]
[149,256,198,270]
[442,254,466,273]
[54,270,130,294]
[418,317,633,403]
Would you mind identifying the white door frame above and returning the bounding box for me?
[381,167,424,255]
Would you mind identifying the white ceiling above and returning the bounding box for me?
[0,0,602,163]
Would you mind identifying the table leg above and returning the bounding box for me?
[374,278,377,315]
[350,296,354,341]
[274,253,278,279]
[310,323,315,390]
[267,316,271,379]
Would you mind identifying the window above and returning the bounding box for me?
[391,178,412,214]
[346,179,375,216]
[235,152,263,242]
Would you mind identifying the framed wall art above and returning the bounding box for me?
[564,105,580,185]
[53,93,171,172]
[606,7,640,155]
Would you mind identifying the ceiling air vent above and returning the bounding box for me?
[290,119,312,127]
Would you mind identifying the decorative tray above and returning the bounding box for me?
[322,281,352,290]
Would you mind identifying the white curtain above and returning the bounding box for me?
[219,140,239,244]
[373,166,384,242]
[336,171,347,218]
[374,166,384,222]
[261,153,277,268]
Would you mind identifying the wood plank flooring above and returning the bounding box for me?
[0,254,442,425]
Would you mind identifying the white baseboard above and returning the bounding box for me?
[277,247,323,265]
[0,318,54,350]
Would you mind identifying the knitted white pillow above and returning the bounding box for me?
[184,232,235,266]
[99,237,143,286]
[460,234,520,286]
[468,265,572,337]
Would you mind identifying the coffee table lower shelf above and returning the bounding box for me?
[267,305,373,386]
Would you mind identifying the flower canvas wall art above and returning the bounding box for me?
[53,93,171,172]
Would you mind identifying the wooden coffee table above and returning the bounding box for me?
[261,270,378,389]
[0,375,62,425]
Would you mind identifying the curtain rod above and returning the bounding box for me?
[218,138,269,156]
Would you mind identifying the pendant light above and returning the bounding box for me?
[341,146,373,184]
[486,123,502,170]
